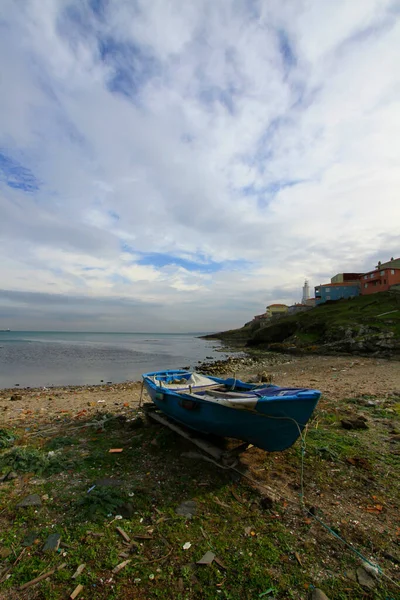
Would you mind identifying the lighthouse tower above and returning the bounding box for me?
[302,280,310,304]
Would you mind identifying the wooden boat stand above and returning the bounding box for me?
[143,403,251,467]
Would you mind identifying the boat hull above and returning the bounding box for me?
[142,372,320,452]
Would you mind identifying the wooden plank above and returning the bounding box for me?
[18,563,67,590]
[146,410,224,461]
[71,564,86,579]
[116,527,130,543]
[70,584,84,599]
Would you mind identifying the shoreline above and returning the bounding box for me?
[1,353,399,427]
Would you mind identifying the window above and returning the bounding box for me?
[392,269,395,275]
[384,279,387,284]
[364,283,368,288]
[364,275,368,279]
[326,295,331,300]
[370,274,374,278]
[380,270,385,276]
[325,287,330,292]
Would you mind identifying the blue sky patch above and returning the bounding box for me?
[120,245,250,274]
[0,151,40,192]
[98,37,159,98]
[277,29,296,70]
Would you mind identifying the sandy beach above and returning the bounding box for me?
[1,354,399,427]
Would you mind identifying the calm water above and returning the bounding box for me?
[0,331,225,389]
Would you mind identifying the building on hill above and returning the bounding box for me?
[288,303,309,314]
[315,282,360,305]
[331,273,362,283]
[304,297,316,307]
[360,265,400,295]
[266,304,289,317]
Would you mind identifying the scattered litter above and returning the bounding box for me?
[16,494,42,508]
[294,551,303,566]
[43,533,61,552]
[214,556,227,570]
[70,584,84,599]
[213,497,230,509]
[18,562,67,590]
[149,573,155,580]
[134,578,141,583]
[365,504,383,514]
[183,542,192,550]
[116,527,131,543]
[87,485,96,494]
[197,551,215,565]
[71,564,86,579]
[112,559,131,574]
[108,448,123,453]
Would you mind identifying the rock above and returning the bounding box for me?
[6,471,18,480]
[357,566,376,590]
[311,590,330,600]
[258,371,273,383]
[176,500,197,519]
[10,394,22,401]
[341,418,369,430]
[16,494,42,508]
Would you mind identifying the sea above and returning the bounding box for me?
[0,331,228,389]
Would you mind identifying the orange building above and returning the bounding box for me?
[360,266,400,295]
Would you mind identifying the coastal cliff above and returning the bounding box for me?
[203,291,400,357]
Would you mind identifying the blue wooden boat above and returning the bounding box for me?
[142,370,321,452]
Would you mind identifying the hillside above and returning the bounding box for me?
[204,291,400,357]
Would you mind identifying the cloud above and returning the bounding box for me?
[0,0,399,331]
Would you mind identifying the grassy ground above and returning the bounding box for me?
[0,393,399,599]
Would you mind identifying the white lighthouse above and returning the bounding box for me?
[302,280,310,304]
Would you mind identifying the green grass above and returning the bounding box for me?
[211,291,400,354]
[0,406,399,599]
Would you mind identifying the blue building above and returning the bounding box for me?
[315,282,360,305]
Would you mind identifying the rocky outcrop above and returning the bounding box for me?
[207,292,400,358]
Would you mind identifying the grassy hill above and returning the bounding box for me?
[205,291,400,357]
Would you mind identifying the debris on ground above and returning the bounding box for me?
[43,533,61,552]
[16,494,42,508]
[71,564,86,579]
[69,583,84,599]
[196,551,215,565]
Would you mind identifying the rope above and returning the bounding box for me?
[189,414,400,592]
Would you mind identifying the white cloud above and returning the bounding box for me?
[0,0,399,330]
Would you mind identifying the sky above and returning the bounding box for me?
[0,0,399,332]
